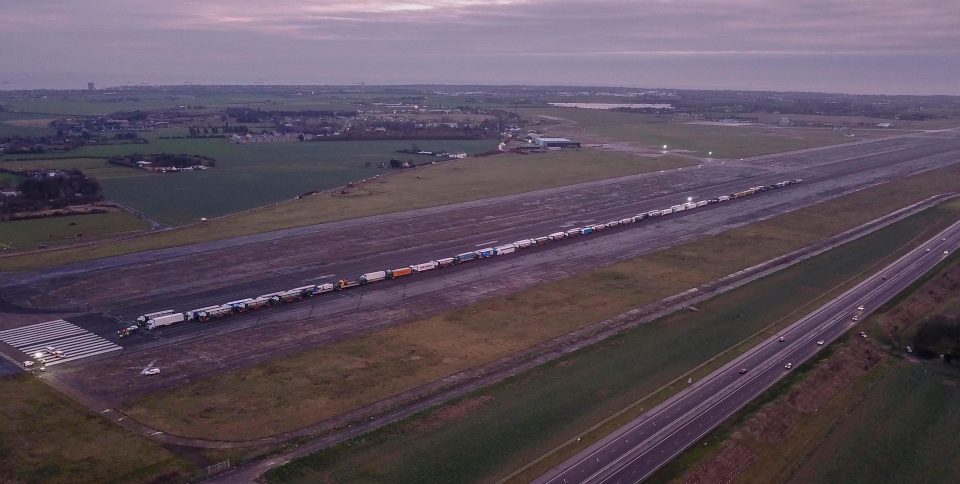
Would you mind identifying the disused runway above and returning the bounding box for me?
[2,131,960,406]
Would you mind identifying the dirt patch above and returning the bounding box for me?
[418,395,493,431]
[744,403,797,443]
[683,442,759,484]
[787,341,883,413]
[880,263,960,343]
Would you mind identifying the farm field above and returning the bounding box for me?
[261,194,960,484]
[0,149,689,270]
[3,138,500,225]
[0,212,151,251]
[0,374,192,483]
[788,362,960,484]
[124,169,960,443]
[0,112,58,137]
[515,107,914,158]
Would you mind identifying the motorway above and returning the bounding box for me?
[537,218,960,484]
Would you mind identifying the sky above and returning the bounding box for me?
[2,0,958,94]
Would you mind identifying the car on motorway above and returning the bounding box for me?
[784,362,793,369]
[857,305,865,311]
[738,368,748,374]
[945,250,950,255]
[852,315,859,321]
[778,336,785,342]
[926,248,932,252]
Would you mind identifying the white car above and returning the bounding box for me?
[778,336,785,342]
[926,248,932,252]
[857,305,865,311]
[817,340,825,346]
[784,363,793,369]
[852,315,859,321]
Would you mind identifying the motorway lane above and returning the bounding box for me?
[538,219,960,484]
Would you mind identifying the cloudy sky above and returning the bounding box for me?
[2,0,958,94]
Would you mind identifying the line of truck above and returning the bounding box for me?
[125,179,801,335]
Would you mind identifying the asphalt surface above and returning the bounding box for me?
[537,218,960,484]
[2,131,960,407]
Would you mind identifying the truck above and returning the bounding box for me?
[494,244,516,255]
[684,201,697,210]
[605,220,620,228]
[203,306,234,319]
[696,200,709,207]
[337,279,361,290]
[137,310,175,324]
[436,257,456,268]
[534,236,552,245]
[225,298,255,311]
[361,271,388,284]
[566,228,582,237]
[246,297,273,310]
[660,207,674,215]
[411,261,439,272]
[514,239,534,249]
[476,247,496,258]
[548,232,566,241]
[619,217,633,225]
[316,283,335,294]
[388,267,413,278]
[671,204,686,212]
[145,312,185,329]
[186,305,221,321]
[455,252,479,263]
[580,227,594,235]
[718,195,730,202]
[647,210,661,218]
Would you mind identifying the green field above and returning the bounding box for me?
[787,362,960,484]
[263,196,960,484]
[0,374,192,483]
[2,138,499,225]
[515,107,907,158]
[0,112,58,137]
[0,149,690,270]
[0,212,150,250]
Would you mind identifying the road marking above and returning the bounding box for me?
[0,319,121,366]
[473,240,498,247]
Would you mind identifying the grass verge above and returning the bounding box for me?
[0,212,151,251]
[0,374,193,483]
[260,185,960,484]
[0,149,689,271]
[651,247,960,484]
[124,166,960,442]
[516,107,910,158]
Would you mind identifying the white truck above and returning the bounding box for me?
[146,312,185,329]
[411,261,439,272]
[137,309,174,324]
[361,271,387,284]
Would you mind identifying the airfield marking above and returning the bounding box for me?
[0,319,121,366]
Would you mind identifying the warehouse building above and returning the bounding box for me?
[530,135,581,150]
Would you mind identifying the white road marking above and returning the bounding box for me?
[0,319,121,366]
